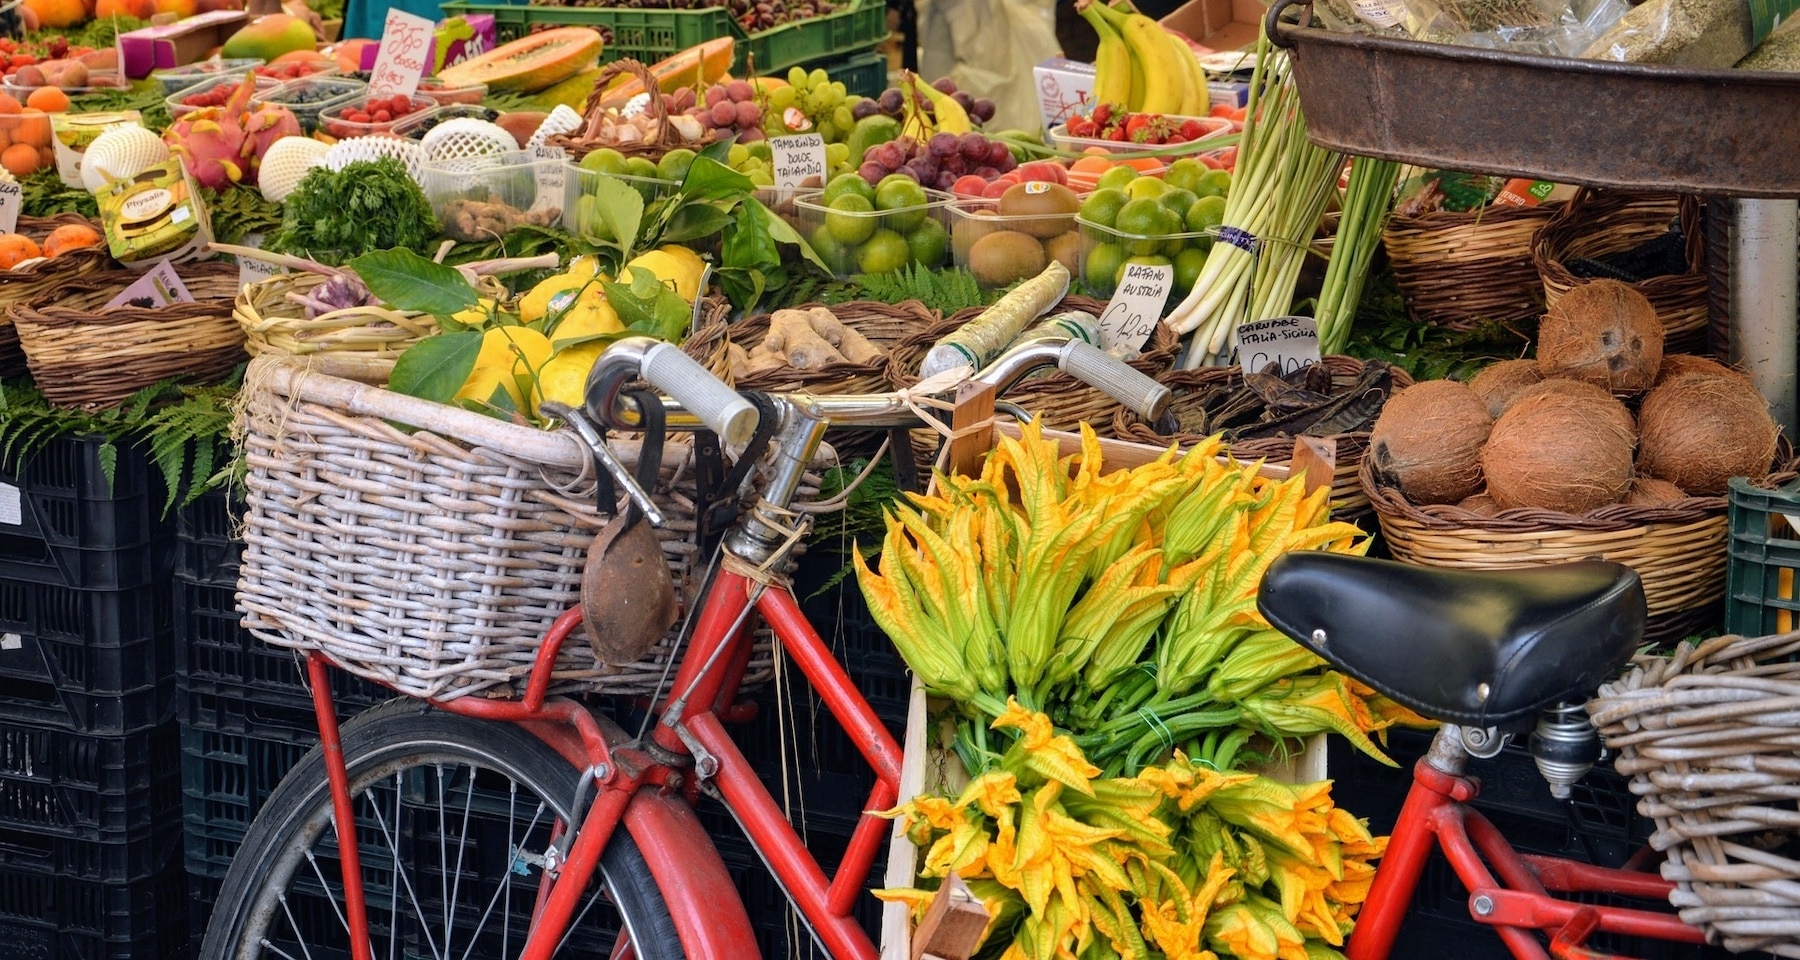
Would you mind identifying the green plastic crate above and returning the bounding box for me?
[813,48,888,100]
[441,0,888,77]
[1726,475,1800,636]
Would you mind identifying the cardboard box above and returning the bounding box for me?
[1030,57,1095,136]
[1161,0,1263,51]
[116,11,249,79]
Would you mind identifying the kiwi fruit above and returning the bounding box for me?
[997,182,1080,238]
[969,231,1047,287]
[1044,231,1079,274]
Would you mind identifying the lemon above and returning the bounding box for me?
[534,342,608,414]
[623,247,708,302]
[552,293,624,346]
[457,326,554,410]
[450,297,500,328]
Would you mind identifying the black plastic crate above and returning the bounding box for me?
[179,724,314,879]
[174,489,242,586]
[0,435,173,592]
[0,578,176,735]
[174,577,388,715]
[0,851,187,960]
[0,821,182,886]
[0,720,180,844]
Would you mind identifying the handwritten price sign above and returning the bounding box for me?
[1097,262,1173,354]
[1235,316,1321,375]
[367,9,435,101]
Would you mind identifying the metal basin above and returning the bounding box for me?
[1267,0,1800,198]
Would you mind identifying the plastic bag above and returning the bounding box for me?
[1580,0,1754,64]
[917,0,1062,132]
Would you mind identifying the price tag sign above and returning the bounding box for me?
[238,254,286,290]
[1097,262,1173,354]
[107,259,194,310]
[532,144,567,209]
[1235,316,1322,375]
[367,9,435,100]
[771,133,827,189]
[0,181,20,236]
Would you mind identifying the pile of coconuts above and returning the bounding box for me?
[1368,279,1781,515]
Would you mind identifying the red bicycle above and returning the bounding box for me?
[198,333,1169,960]
[1258,550,1714,960]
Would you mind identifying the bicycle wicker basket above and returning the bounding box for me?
[235,355,779,702]
[1589,629,1800,957]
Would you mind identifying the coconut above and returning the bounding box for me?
[1468,359,1543,418]
[1457,490,1501,516]
[1368,379,1492,505]
[1537,279,1665,392]
[1638,373,1779,495]
[1510,378,1637,439]
[1623,477,1688,506]
[1481,390,1636,513]
[1654,353,1749,386]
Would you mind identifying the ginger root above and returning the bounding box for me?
[804,307,883,365]
[760,308,848,370]
[729,307,886,379]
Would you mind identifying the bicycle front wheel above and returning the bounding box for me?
[200,699,685,960]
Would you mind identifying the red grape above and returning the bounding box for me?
[932,77,957,94]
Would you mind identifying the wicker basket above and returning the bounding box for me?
[1382,202,1564,330]
[1362,460,1727,641]
[1590,630,1800,957]
[11,261,244,409]
[236,272,446,362]
[236,356,781,702]
[1534,190,1708,355]
[0,215,111,377]
[690,299,939,394]
[546,59,716,163]
[1114,357,1413,519]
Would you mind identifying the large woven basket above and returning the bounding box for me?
[1382,202,1564,330]
[236,356,780,702]
[236,271,445,362]
[0,215,112,377]
[1590,630,1800,957]
[1534,190,1708,355]
[545,59,716,163]
[11,261,244,409]
[683,299,939,394]
[1114,357,1413,520]
[1362,461,1728,642]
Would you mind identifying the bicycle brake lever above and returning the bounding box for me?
[542,401,667,527]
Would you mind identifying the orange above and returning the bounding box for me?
[35,147,52,170]
[0,95,21,115]
[43,223,100,257]
[24,87,67,113]
[1070,155,1113,175]
[0,234,42,268]
[0,143,39,178]
[1122,156,1164,174]
[12,112,49,148]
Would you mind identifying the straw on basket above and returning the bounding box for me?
[1381,202,1563,330]
[545,59,715,164]
[1361,459,1728,641]
[1534,190,1708,355]
[11,261,244,409]
[236,271,448,363]
[1114,357,1412,520]
[236,356,791,702]
[0,215,111,377]
[1590,629,1800,958]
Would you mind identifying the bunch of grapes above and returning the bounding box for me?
[856,132,1016,191]
[692,80,765,142]
[725,0,837,29]
[851,76,997,126]
[762,66,862,143]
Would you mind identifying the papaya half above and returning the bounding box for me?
[437,27,604,93]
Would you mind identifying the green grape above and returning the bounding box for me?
[770,86,799,110]
[818,120,838,143]
[788,67,808,87]
[728,144,750,165]
[829,82,846,100]
[808,68,828,89]
[748,141,773,161]
[832,105,854,130]
[826,143,849,164]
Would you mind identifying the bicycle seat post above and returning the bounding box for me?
[1424,724,1476,777]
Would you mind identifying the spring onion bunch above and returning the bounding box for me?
[1165,37,1345,367]
[1315,156,1402,355]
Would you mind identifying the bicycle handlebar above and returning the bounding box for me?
[638,341,761,444]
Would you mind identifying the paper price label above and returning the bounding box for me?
[1351,0,1406,27]
[107,259,194,310]
[771,133,827,189]
[238,255,286,289]
[1097,262,1173,354]
[0,483,18,526]
[368,9,435,100]
[1236,316,1321,375]
[532,145,568,208]
[0,181,21,236]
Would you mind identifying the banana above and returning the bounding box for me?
[1127,52,1146,111]
[1092,1,1185,115]
[1078,1,1133,108]
[905,71,974,134]
[1166,28,1210,116]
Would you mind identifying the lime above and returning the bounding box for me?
[625,156,661,181]
[657,148,698,182]
[1124,177,1166,202]
[823,171,876,207]
[874,175,929,231]
[1083,241,1127,293]
[1163,158,1207,195]
[810,225,856,274]
[1186,195,1227,235]
[856,228,912,274]
[1114,254,1172,289]
[1115,198,1170,256]
[825,194,877,245]
[1174,246,1207,296]
[1196,169,1233,199]
[906,218,949,267]
[579,148,628,176]
[1159,187,1198,218]
[1079,188,1128,230]
[1095,165,1138,193]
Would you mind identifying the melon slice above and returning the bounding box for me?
[599,38,735,105]
[437,27,604,93]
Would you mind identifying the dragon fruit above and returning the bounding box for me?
[164,76,302,191]
[239,103,302,187]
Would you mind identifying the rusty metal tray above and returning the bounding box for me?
[1266,0,1800,198]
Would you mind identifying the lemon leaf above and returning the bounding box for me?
[388,330,482,405]
[348,248,480,318]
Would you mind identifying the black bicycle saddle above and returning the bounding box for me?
[1257,553,1645,727]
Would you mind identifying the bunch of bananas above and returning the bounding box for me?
[1078,0,1211,116]
[877,701,1388,960]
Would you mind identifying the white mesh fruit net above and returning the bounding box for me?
[420,118,519,168]
[258,136,330,204]
[525,105,584,151]
[80,126,169,193]
[321,136,427,183]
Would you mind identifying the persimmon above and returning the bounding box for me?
[1,143,40,177]
[43,223,100,257]
[0,95,20,114]
[0,234,43,268]
[25,87,68,113]
[12,111,50,148]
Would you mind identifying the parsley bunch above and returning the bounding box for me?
[269,158,439,265]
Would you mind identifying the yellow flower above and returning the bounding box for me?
[957,770,1023,818]
[994,700,1102,795]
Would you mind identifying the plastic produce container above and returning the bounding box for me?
[318,93,438,139]
[391,104,505,141]
[1075,215,1211,298]
[253,76,365,135]
[163,74,280,121]
[950,200,1078,289]
[252,59,338,84]
[564,166,680,239]
[1047,114,1234,155]
[2,70,128,99]
[0,109,56,176]
[151,59,263,97]
[416,76,489,105]
[793,187,955,278]
[421,154,567,243]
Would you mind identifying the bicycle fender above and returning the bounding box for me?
[624,790,761,958]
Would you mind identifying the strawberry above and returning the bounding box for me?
[1180,119,1206,140]
[1091,102,1113,126]
[1165,133,1188,144]
[1067,116,1095,138]
[1123,114,1154,142]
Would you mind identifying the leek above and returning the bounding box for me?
[1314,156,1402,355]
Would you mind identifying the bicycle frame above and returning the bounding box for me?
[305,567,900,960]
[1347,726,1707,960]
